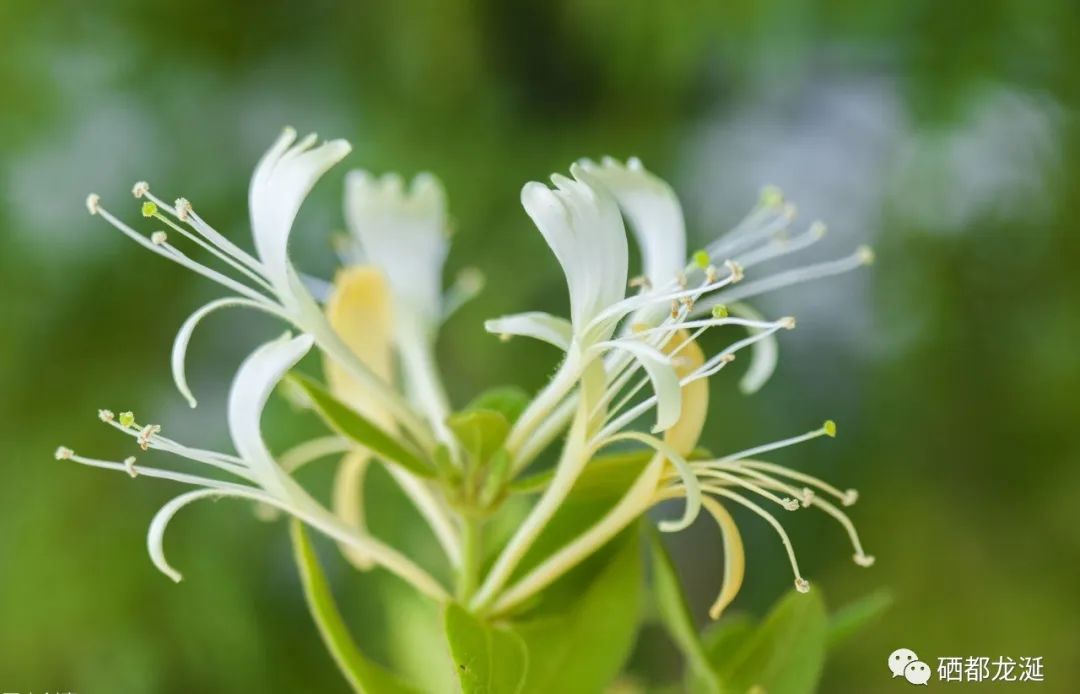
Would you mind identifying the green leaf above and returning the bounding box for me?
[465,386,530,423]
[289,520,421,694]
[647,529,721,694]
[444,603,528,694]
[288,373,433,478]
[699,614,757,679]
[447,408,511,465]
[514,528,644,693]
[827,589,893,649]
[716,589,828,694]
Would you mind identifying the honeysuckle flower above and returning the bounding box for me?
[86,128,433,451]
[55,333,448,602]
[471,157,874,615]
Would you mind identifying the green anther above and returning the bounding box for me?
[711,304,729,319]
[141,201,158,218]
[693,250,710,269]
[760,185,783,207]
[823,420,837,438]
[119,411,136,428]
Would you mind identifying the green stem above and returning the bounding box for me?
[457,515,484,603]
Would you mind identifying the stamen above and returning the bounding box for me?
[676,271,688,289]
[98,409,115,423]
[132,181,149,198]
[124,456,139,478]
[699,483,810,594]
[714,422,834,464]
[55,446,74,460]
[151,231,168,245]
[174,198,192,221]
[86,193,101,215]
[138,423,161,450]
[692,468,801,511]
[629,275,651,291]
[724,259,744,283]
[738,460,853,506]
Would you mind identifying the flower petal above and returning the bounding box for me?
[726,302,779,394]
[171,297,287,408]
[578,157,686,289]
[662,330,708,456]
[700,496,746,620]
[332,452,376,571]
[521,165,628,329]
[484,311,574,351]
[598,338,682,433]
[344,171,448,333]
[249,128,352,295]
[323,266,396,427]
[228,333,315,492]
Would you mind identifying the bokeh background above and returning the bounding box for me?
[2,1,1077,691]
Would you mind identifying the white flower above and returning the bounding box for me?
[87,128,433,450]
[55,333,448,600]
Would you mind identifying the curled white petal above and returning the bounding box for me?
[148,487,272,582]
[578,157,686,289]
[726,302,779,394]
[521,165,628,329]
[344,171,448,332]
[596,339,681,433]
[249,128,352,294]
[172,297,287,408]
[228,333,315,492]
[485,312,574,351]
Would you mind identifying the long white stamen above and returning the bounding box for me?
[736,460,857,506]
[145,202,276,293]
[713,422,834,465]
[688,468,801,511]
[65,451,254,491]
[698,246,873,311]
[735,221,827,270]
[753,479,874,567]
[696,482,810,594]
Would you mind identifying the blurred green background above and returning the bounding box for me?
[1,1,1077,691]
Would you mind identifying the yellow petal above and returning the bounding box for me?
[701,495,746,620]
[662,329,708,457]
[323,266,395,429]
[332,452,376,571]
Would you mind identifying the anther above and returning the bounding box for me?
[782,203,797,221]
[823,419,837,437]
[141,201,158,218]
[781,498,800,511]
[86,194,101,215]
[780,316,797,330]
[118,411,136,428]
[151,231,168,246]
[760,185,783,207]
[842,489,859,506]
[711,305,728,319]
[809,221,827,238]
[499,333,512,343]
[174,198,192,221]
[670,301,680,319]
[137,424,161,450]
[628,275,651,290]
[132,181,150,198]
[705,265,718,283]
[801,487,815,507]
[98,409,115,423]
[724,260,744,283]
[123,456,139,478]
[854,553,875,567]
[857,245,875,265]
[794,577,810,593]
[693,250,710,269]
[54,446,74,460]
[676,271,688,289]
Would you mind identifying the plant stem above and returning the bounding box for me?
[457,515,484,603]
